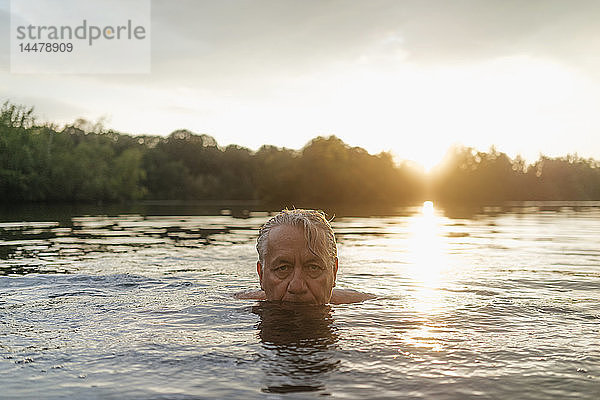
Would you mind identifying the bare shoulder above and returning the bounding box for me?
[330,288,376,304]
[234,289,266,300]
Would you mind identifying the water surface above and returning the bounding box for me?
[1,202,599,399]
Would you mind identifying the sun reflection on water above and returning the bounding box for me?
[406,201,447,293]
[401,201,450,351]
[422,200,434,216]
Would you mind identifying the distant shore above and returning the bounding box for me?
[2,101,599,205]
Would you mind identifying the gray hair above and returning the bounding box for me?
[256,209,337,271]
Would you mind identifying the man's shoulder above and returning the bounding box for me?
[234,289,266,300]
[330,288,376,304]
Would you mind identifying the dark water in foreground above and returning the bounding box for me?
[1,202,599,399]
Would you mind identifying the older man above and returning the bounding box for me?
[236,208,374,304]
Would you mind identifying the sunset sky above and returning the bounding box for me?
[2,0,600,170]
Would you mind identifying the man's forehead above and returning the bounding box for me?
[265,224,325,258]
[267,223,305,239]
[266,225,306,248]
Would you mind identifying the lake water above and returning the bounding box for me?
[1,202,599,399]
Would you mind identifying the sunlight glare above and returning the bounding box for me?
[404,205,448,316]
[398,210,450,351]
[422,201,434,216]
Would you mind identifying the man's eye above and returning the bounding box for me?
[307,265,324,275]
[276,265,290,271]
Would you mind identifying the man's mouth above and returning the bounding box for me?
[282,294,315,304]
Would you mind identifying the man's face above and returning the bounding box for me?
[257,224,338,304]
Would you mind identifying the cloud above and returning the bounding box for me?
[140,0,600,91]
[6,0,597,89]
[392,0,600,66]
[0,94,89,124]
[0,5,10,69]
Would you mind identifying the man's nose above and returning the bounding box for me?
[287,267,307,294]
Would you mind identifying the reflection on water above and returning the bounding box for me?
[405,203,447,316]
[400,203,449,352]
[253,302,339,394]
[0,211,264,276]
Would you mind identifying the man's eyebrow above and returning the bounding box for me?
[270,255,324,265]
[271,256,292,264]
[304,256,323,264]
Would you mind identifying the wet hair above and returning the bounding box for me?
[256,209,337,271]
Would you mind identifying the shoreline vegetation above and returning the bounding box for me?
[2,101,600,205]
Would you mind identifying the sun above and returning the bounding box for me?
[392,144,447,173]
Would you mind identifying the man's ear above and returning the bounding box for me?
[333,257,338,287]
[257,261,264,290]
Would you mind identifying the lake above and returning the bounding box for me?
[1,201,599,399]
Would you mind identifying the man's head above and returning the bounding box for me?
[256,209,338,304]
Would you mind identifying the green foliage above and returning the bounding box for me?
[1,100,600,204]
[294,136,423,205]
[1,103,146,202]
[1,101,35,129]
[432,145,600,202]
[526,155,600,200]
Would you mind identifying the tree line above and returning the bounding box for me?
[431,145,600,202]
[1,101,599,205]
